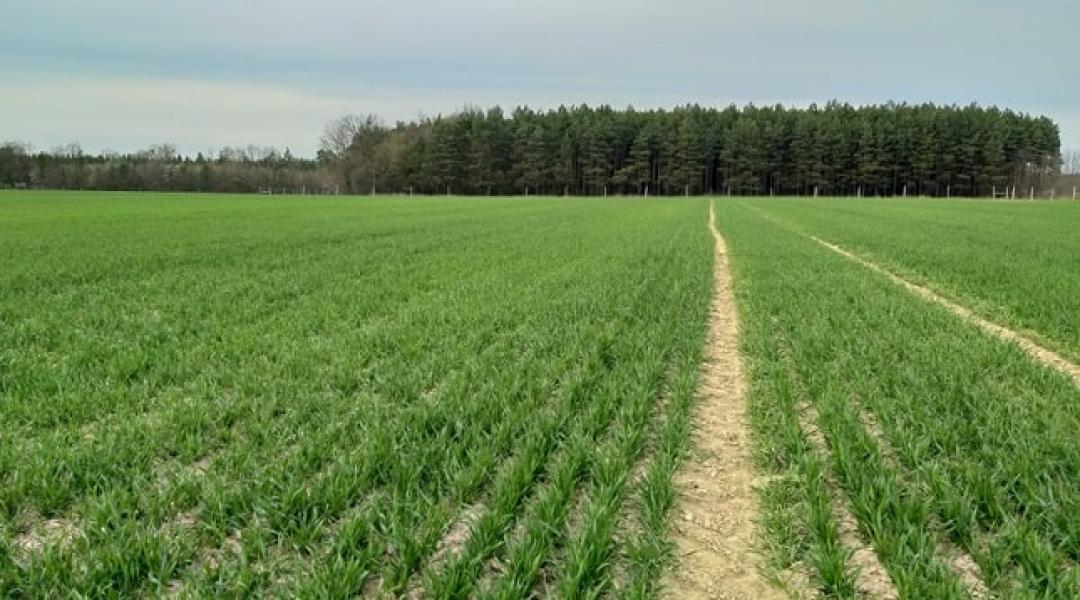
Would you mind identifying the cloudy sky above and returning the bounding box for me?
[3,1,1078,156]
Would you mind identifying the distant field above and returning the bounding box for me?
[1,191,1077,598]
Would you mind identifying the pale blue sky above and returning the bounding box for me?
[3,1,1077,156]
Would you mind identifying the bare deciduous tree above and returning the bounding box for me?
[319,114,383,160]
[1061,149,1080,174]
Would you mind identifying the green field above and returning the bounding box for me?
[750,199,1080,362]
[2,191,1078,598]
[718,199,1080,598]
[0,192,712,597]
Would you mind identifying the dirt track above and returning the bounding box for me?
[810,235,1080,388]
[663,202,783,600]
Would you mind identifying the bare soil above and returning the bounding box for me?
[13,516,78,556]
[662,203,784,599]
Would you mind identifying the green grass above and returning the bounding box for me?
[747,197,1080,362]
[0,191,712,597]
[3,191,1078,598]
[717,198,1079,598]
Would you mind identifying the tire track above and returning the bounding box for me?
[663,202,782,599]
[809,235,1080,388]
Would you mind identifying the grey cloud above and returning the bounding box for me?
[3,1,1077,154]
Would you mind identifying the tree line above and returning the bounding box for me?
[321,102,1061,197]
[0,143,329,193]
[1,102,1063,197]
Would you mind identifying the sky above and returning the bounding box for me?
[3,0,1078,157]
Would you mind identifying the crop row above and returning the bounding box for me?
[754,197,1080,361]
[716,199,1079,598]
[0,193,711,597]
